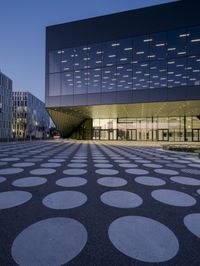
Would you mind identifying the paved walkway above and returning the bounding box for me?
[0,140,199,265]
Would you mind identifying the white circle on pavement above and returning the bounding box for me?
[184,213,200,238]
[67,163,87,168]
[188,164,200,168]
[0,162,8,166]
[94,163,113,168]
[151,189,196,207]
[143,164,162,168]
[1,158,20,162]
[71,159,87,163]
[48,159,65,163]
[0,191,32,209]
[0,177,6,183]
[25,158,43,162]
[40,163,61,168]
[63,169,87,175]
[135,176,166,186]
[30,168,56,175]
[114,160,130,163]
[101,190,143,208]
[12,162,35,168]
[154,169,179,175]
[118,163,138,168]
[95,169,119,175]
[0,168,24,175]
[56,177,87,187]
[108,216,179,263]
[12,177,47,187]
[97,177,127,187]
[135,160,151,163]
[43,191,87,209]
[170,176,200,186]
[11,217,87,266]
[125,169,149,175]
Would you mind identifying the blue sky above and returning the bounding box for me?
[0,0,175,101]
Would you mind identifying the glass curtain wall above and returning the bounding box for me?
[92,116,200,141]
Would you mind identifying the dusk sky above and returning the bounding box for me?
[0,0,175,101]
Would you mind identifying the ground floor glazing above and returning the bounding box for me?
[92,116,200,141]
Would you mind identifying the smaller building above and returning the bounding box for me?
[0,70,12,140]
[12,91,50,139]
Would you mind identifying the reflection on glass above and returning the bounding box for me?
[49,73,60,96]
[61,72,73,95]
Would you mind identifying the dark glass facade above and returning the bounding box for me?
[46,1,200,141]
[48,26,200,96]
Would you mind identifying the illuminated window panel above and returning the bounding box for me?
[168,58,187,88]
[188,26,200,55]
[133,62,149,89]
[150,32,167,60]
[73,46,88,70]
[133,35,149,62]
[150,60,167,88]
[102,41,117,67]
[61,48,74,72]
[49,50,61,73]
[61,72,74,95]
[88,68,102,93]
[74,70,88,94]
[117,38,132,65]
[167,29,187,58]
[187,55,200,86]
[117,64,132,91]
[88,43,103,68]
[102,66,116,92]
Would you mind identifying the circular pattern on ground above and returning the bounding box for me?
[170,176,200,186]
[11,217,87,266]
[48,159,65,163]
[0,168,24,175]
[56,177,87,187]
[0,162,8,166]
[1,157,20,162]
[97,177,127,187]
[108,216,179,263]
[125,169,149,175]
[30,168,56,175]
[94,163,113,168]
[12,162,35,168]
[154,169,179,175]
[43,191,87,209]
[101,190,143,208]
[95,169,119,175]
[12,177,47,187]
[118,163,138,168]
[0,177,6,183]
[184,213,200,237]
[135,176,166,186]
[68,163,87,168]
[40,163,61,168]
[143,163,162,168]
[151,189,196,207]
[63,169,87,175]
[0,191,32,209]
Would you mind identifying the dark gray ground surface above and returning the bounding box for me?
[0,140,199,266]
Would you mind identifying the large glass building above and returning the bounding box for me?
[13,91,50,139]
[45,1,200,141]
[0,70,12,140]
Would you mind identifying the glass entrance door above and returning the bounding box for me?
[157,129,169,141]
[192,129,200,141]
[126,129,137,140]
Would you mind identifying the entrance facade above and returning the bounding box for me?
[92,116,200,141]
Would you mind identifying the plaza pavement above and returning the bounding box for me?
[0,140,199,266]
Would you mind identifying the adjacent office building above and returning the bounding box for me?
[13,91,50,139]
[0,71,12,140]
[45,1,200,141]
